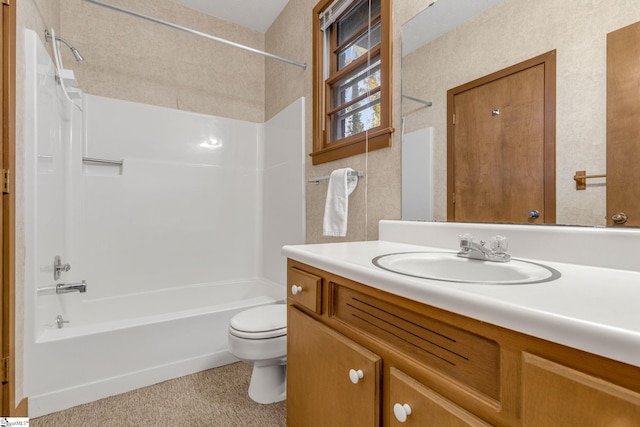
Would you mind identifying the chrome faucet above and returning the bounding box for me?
[54,255,71,280]
[457,234,511,263]
[56,280,87,294]
[56,315,70,329]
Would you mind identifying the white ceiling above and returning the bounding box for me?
[172,0,289,33]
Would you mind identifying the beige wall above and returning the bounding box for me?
[60,0,266,122]
[402,0,640,226]
[266,0,423,243]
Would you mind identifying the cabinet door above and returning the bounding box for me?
[388,367,492,426]
[523,353,640,426]
[287,307,381,427]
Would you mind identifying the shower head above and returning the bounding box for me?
[44,30,84,61]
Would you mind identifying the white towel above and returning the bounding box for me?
[323,168,358,237]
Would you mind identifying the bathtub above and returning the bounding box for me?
[27,278,285,417]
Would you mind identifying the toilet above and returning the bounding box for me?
[227,304,287,404]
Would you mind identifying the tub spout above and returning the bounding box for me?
[56,280,87,294]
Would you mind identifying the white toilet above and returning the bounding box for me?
[227,304,287,404]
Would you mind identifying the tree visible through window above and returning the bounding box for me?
[312,0,392,165]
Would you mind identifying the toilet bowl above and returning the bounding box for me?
[228,304,287,404]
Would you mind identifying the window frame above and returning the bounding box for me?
[311,0,393,165]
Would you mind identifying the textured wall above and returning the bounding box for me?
[265,0,426,243]
[402,0,640,226]
[59,0,266,122]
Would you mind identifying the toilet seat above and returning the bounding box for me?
[229,304,287,340]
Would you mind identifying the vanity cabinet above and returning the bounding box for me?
[287,259,640,426]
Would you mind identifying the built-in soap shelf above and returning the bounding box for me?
[58,68,78,87]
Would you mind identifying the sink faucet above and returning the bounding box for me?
[457,234,511,263]
[56,280,87,294]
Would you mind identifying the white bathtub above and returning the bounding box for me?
[27,278,285,417]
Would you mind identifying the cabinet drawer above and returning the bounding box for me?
[389,367,491,426]
[288,267,323,313]
[332,284,500,400]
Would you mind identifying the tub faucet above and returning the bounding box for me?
[56,315,70,329]
[457,234,511,263]
[56,280,87,294]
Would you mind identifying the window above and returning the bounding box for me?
[311,0,393,165]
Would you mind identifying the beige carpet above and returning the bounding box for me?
[31,362,286,426]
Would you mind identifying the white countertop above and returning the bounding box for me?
[282,239,640,368]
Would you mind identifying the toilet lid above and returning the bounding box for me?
[229,304,287,335]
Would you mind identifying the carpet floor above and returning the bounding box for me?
[30,362,286,426]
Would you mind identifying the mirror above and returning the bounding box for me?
[401,0,640,226]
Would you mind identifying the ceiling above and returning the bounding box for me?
[172,0,289,33]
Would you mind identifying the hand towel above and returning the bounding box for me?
[323,168,358,237]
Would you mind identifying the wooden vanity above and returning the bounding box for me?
[286,259,640,426]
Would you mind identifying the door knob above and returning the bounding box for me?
[393,403,412,422]
[291,285,303,295]
[612,212,628,224]
[528,209,540,219]
[348,369,364,384]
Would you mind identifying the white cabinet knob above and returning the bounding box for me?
[349,369,364,384]
[393,403,412,423]
[291,285,303,295]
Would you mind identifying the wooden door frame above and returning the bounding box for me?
[1,0,23,417]
[446,50,557,223]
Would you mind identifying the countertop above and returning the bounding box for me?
[282,239,640,368]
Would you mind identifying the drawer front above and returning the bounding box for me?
[288,267,323,313]
[389,367,492,426]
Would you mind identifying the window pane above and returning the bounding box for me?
[331,57,381,110]
[330,54,382,142]
[330,93,381,141]
[337,21,380,70]
[337,0,381,45]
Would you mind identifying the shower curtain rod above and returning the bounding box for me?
[83,0,307,70]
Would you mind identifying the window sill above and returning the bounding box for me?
[310,126,394,165]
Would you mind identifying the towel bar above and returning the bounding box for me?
[308,170,364,184]
[574,170,606,190]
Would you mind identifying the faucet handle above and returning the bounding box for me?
[490,235,509,254]
[458,233,473,249]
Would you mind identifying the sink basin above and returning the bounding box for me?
[372,252,560,284]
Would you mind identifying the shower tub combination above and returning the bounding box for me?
[24,29,304,417]
[30,279,285,417]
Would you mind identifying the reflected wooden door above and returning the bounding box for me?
[607,21,640,227]
[0,0,5,411]
[447,52,556,224]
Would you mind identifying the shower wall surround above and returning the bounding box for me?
[24,28,304,408]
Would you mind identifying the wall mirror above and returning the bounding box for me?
[401,0,640,227]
